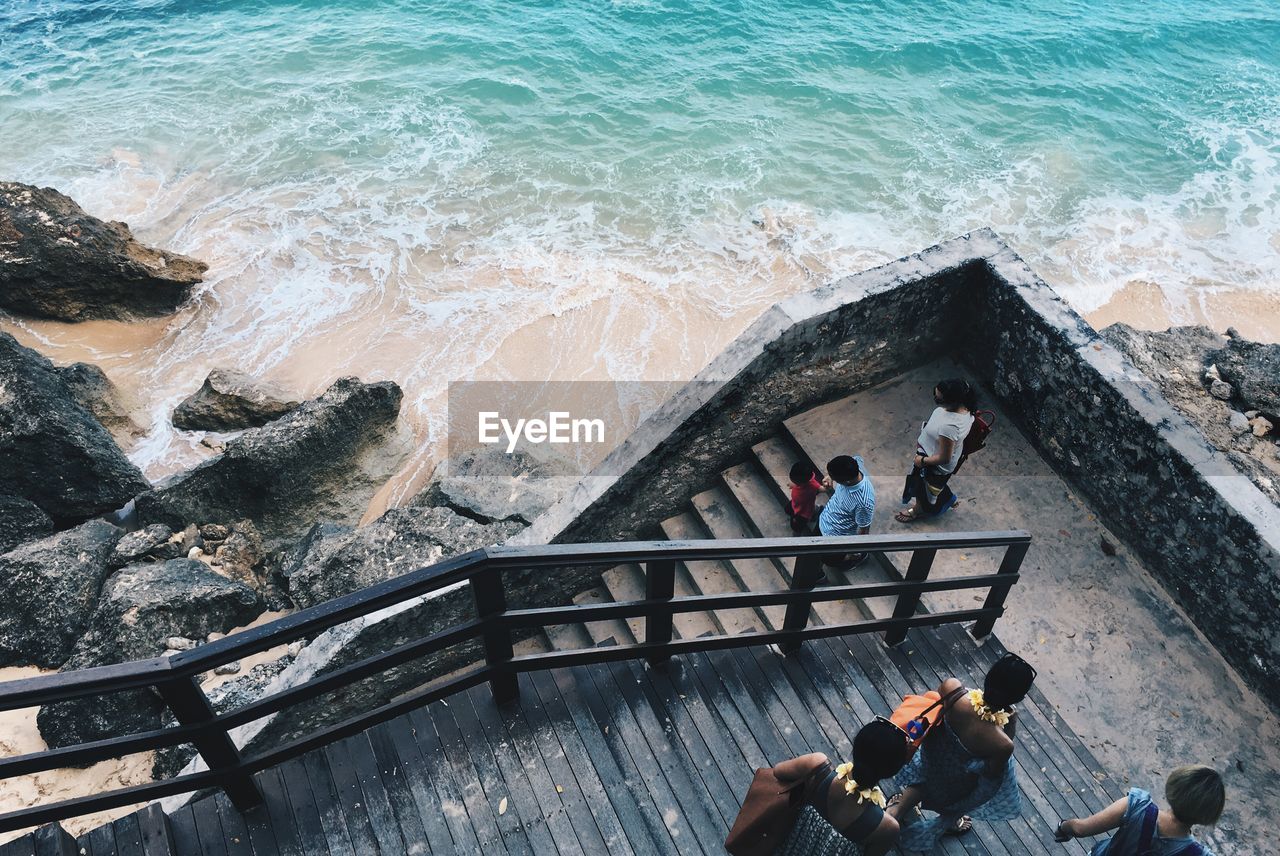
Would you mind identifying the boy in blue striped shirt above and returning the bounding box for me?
[817,455,875,569]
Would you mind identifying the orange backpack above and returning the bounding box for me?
[890,686,967,757]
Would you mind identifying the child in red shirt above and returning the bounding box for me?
[787,462,824,534]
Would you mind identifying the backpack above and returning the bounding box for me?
[889,686,966,759]
[1135,803,1204,856]
[952,410,995,475]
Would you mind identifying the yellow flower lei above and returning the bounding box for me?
[833,762,888,808]
[967,689,1011,726]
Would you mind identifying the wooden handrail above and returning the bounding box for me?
[0,529,1030,833]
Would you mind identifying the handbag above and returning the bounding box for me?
[725,759,831,856]
[890,686,966,756]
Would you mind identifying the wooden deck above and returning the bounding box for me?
[20,624,1121,856]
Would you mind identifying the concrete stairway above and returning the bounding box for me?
[546,398,903,656]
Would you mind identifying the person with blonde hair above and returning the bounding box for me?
[1054,765,1223,854]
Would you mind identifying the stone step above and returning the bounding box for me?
[688,487,790,630]
[571,585,636,647]
[600,562,721,641]
[742,440,901,621]
[542,620,594,652]
[701,477,880,630]
[751,434,813,504]
[657,512,765,635]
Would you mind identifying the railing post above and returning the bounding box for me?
[155,676,262,811]
[970,542,1029,641]
[883,548,936,646]
[644,559,676,667]
[780,552,824,655]
[472,566,518,704]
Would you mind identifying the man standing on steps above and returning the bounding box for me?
[817,454,876,569]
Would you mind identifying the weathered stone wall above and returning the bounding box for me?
[523,244,992,548]
[963,244,1280,707]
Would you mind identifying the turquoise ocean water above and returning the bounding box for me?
[1,0,1278,480]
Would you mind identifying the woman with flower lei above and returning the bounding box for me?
[772,719,914,856]
[886,652,1038,852]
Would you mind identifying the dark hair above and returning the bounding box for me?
[790,462,817,485]
[983,652,1037,710]
[935,378,978,412]
[826,455,860,485]
[1166,765,1225,826]
[850,719,910,785]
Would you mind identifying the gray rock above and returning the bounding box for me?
[1209,380,1234,401]
[416,447,573,525]
[165,636,198,651]
[0,333,149,523]
[1212,338,1280,417]
[134,377,404,541]
[213,661,241,676]
[55,362,143,443]
[208,520,268,591]
[1229,411,1251,436]
[0,181,206,321]
[0,520,122,668]
[0,494,53,553]
[282,505,525,609]
[172,369,300,432]
[109,523,180,569]
[36,558,264,749]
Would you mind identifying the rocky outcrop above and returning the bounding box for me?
[417,447,573,525]
[0,333,149,523]
[1101,323,1280,505]
[135,377,405,541]
[281,504,525,609]
[0,181,206,321]
[108,523,182,569]
[56,361,143,443]
[0,520,122,668]
[1211,333,1280,418]
[0,494,53,553]
[37,559,264,749]
[172,370,299,432]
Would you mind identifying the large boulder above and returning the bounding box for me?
[37,559,264,749]
[0,333,149,523]
[1211,334,1280,418]
[0,181,206,321]
[108,523,182,569]
[0,520,122,668]
[172,369,300,432]
[0,494,53,553]
[281,504,525,609]
[134,377,405,542]
[56,361,144,444]
[418,447,574,525]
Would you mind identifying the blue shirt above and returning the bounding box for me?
[818,455,875,536]
[1091,789,1212,856]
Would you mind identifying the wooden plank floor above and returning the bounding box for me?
[54,625,1120,856]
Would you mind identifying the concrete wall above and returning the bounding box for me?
[963,241,1280,706]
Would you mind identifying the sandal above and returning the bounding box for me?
[894,508,921,523]
[944,815,973,836]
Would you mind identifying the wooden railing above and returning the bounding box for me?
[0,530,1029,833]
